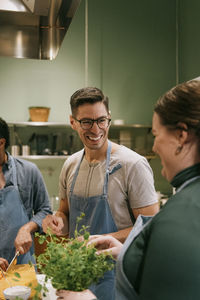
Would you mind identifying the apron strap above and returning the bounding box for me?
[103,140,112,195]
[10,156,18,187]
[10,156,27,211]
[69,149,85,195]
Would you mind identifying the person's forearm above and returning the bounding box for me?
[20,221,39,234]
[15,221,38,254]
[105,227,132,243]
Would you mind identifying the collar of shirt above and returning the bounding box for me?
[2,152,14,186]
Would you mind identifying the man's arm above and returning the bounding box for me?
[109,155,159,243]
[108,202,159,243]
[15,221,39,254]
[108,227,133,243]
[133,202,159,219]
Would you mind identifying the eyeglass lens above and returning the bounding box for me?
[80,118,110,129]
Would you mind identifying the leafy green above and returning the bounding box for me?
[35,213,114,291]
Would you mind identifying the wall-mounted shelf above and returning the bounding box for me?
[145,154,157,161]
[16,155,68,160]
[111,123,151,129]
[8,122,70,127]
[8,122,155,160]
[8,121,151,128]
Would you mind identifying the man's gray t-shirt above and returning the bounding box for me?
[59,145,157,230]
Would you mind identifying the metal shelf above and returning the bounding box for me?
[110,124,151,129]
[8,122,151,128]
[15,155,68,160]
[15,154,156,161]
[8,123,153,159]
[145,155,157,161]
[8,122,70,127]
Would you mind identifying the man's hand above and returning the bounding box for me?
[14,221,38,255]
[14,227,33,255]
[0,257,9,272]
[56,289,96,300]
[42,214,65,236]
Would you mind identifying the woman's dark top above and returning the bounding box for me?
[123,163,200,300]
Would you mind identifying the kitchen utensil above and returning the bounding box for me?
[36,134,49,155]
[22,145,30,156]
[0,267,6,280]
[3,285,31,300]
[113,119,124,125]
[52,133,63,155]
[6,251,19,273]
[11,145,20,156]
[0,267,13,288]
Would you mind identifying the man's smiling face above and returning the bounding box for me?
[70,102,110,151]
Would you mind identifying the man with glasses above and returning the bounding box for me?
[42,87,159,300]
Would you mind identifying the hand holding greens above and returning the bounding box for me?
[35,213,114,291]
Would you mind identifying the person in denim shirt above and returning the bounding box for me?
[0,117,52,267]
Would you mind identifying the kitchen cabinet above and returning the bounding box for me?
[8,122,155,160]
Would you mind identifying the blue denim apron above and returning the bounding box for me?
[115,215,152,300]
[0,156,34,264]
[69,141,118,300]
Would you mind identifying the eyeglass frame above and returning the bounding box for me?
[73,116,111,129]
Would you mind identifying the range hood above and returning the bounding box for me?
[0,0,81,60]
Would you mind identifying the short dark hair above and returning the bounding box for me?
[154,78,200,138]
[0,117,10,149]
[70,87,109,116]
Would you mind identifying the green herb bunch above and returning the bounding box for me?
[36,213,114,291]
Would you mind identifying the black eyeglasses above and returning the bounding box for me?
[74,116,111,130]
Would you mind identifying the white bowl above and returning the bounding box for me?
[3,285,31,300]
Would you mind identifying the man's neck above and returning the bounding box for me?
[84,142,109,163]
[84,141,120,163]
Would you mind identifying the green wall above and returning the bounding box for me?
[0,0,199,197]
[0,0,177,124]
[89,0,176,124]
[179,0,200,82]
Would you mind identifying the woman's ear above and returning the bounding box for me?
[176,122,188,144]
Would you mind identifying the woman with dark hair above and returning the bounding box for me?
[56,77,200,300]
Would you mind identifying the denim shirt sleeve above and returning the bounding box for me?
[6,154,52,231]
